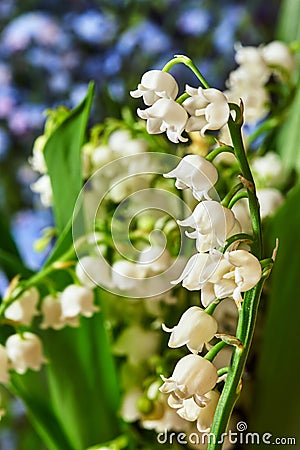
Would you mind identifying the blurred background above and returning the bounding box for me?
[0,0,290,448]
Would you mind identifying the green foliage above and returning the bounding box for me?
[44,83,94,233]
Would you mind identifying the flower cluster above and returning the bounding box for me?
[131,69,230,143]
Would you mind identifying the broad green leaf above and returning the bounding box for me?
[275,0,300,173]
[0,213,32,279]
[44,83,94,233]
[10,370,74,450]
[251,184,300,443]
[41,291,121,449]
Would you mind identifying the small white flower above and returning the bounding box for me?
[178,200,238,251]
[6,332,46,374]
[130,70,179,105]
[137,98,188,143]
[225,85,269,124]
[4,287,39,326]
[0,345,9,383]
[108,129,148,156]
[164,154,218,201]
[183,86,230,135]
[91,145,114,169]
[60,284,99,319]
[252,152,285,188]
[262,41,296,75]
[40,294,79,330]
[207,249,262,303]
[257,188,284,219]
[162,306,218,353]
[113,325,160,366]
[111,260,140,290]
[172,252,222,291]
[29,135,47,174]
[160,354,218,402]
[233,44,270,84]
[75,256,113,289]
[30,174,53,207]
[173,390,220,432]
[137,245,171,276]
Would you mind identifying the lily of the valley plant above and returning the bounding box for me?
[0,40,297,450]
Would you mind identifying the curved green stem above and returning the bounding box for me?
[227,105,263,259]
[221,233,253,252]
[228,192,248,209]
[162,55,210,88]
[206,145,235,162]
[221,183,244,208]
[205,341,228,362]
[205,299,221,315]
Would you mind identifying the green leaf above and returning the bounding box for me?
[10,369,74,450]
[41,292,121,450]
[251,184,300,443]
[275,0,300,173]
[44,83,94,233]
[0,213,32,280]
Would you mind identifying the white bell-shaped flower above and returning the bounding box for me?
[6,332,45,374]
[164,154,218,201]
[233,44,270,84]
[183,86,230,135]
[162,306,218,353]
[137,245,171,276]
[252,151,285,188]
[173,390,220,432]
[75,256,113,289]
[4,287,39,325]
[172,252,221,291]
[111,260,140,290]
[29,135,47,174]
[208,250,262,303]
[178,200,238,251]
[160,354,218,401]
[60,284,99,319]
[0,345,9,383]
[262,41,295,75]
[108,129,148,156]
[137,98,188,143]
[40,294,79,330]
[130,70,179,105]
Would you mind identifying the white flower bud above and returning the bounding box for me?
[108,129,148,156]
[30,174,53,207]
[137,245,171,276]
[262,41,296,75]
[29,135,47,174]
[4,287,39,326]
[183,86,230,135]
[60,285,99,319]
[162,306,218,353]
[137,98,188,143]
[160,354,218,400]
[164,154,218,201]
[40,294,79,330]
[111,260,140,290]
[130,70,179,105]
[0,345,9,383]
[178,200,237,251]
[6,332,45,374]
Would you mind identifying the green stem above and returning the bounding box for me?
[221,183,244,208]
[176,93,190,104]
[221,233,253,252]
[227,105,263,259]
[162,55,210,88]
[207,278,266,450]
[217,367,229,378]
[204,299,221,315]
[228,192,248,209]
[205,341,228,362]
[206,145,234,162]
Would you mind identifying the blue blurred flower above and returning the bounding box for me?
[70,10,118,45]
[107,78,125,102]
[117,20,171,56]
[0,126,10,160]
[213,5,247,54]
[177,8,211,36]
[11,209,53,270]
[103,49,122,77]
[8,104,45,135]
[1,12,62,52]
[0,270,9,297]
